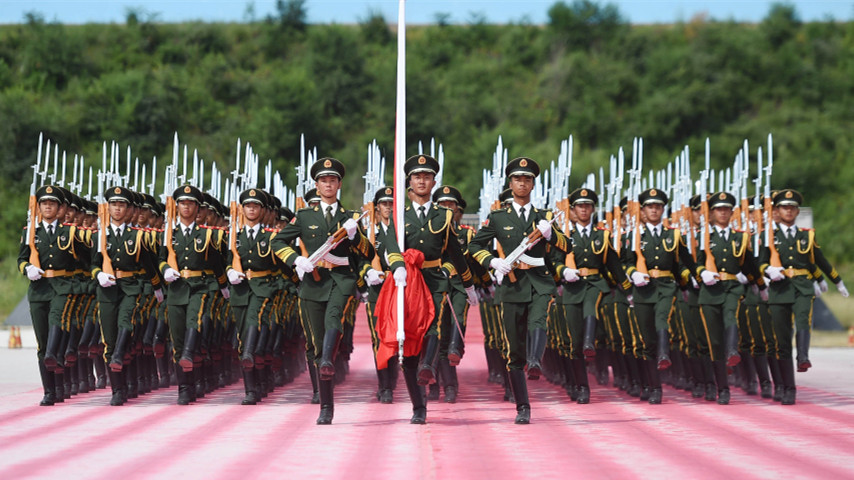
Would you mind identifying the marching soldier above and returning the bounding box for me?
[695,192,766,405]
[19,185,87,406]
[623,188,695,404]
[271,158,375,425]
[226,188,281,405]
[159,184,230,405]
[759,189,848,405]
[551,187,630,404]
[400,154,477,424]
[91,186,162,405]
[469,157,570,423]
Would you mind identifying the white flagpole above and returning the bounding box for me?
[394,0,407,363]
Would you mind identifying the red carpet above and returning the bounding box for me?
[1,305,853,479]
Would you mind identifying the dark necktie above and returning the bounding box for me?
[418,205,426,224]
[788,227,795,239]
[48,224,54,239]
[248,228,256,246]
[325,206,334,228]
[184,227,191,238]
[519,206,527,224]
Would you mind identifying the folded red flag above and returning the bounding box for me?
[374,249,435,369]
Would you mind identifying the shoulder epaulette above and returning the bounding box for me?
[667,225,678,230]
[596,226,607,231]
[264,227,281,233]
[802,228,814,231]
[461,224,474,231]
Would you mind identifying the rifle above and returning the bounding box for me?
[700,138,717,273]
[306,211,370,269]
[229,139,244,273]
[631,138,648,275]
[164,135,179,271]
[98,143,114,277]
[26,134,43,269]
[764,133,781,268]
[496,210,564,285]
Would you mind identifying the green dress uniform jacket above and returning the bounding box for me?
[404,204,473,291]
[226,226,281,306]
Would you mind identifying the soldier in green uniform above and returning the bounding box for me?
[19,186,87,405]
[623,188,695,404]
[551,187,630,404]
[695,192,766,405]
[90,186,162,405]
[225,188,282,405]
[271,158,375,425]
[432,185,472,403]
[469,157,570,423]
[361,186,402,404]
[159,184,230,405]
[759,189,847,405]
[400,154,477,424]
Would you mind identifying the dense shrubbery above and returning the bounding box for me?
[1,1,853,266]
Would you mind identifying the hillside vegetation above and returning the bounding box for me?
[1,1,852,274]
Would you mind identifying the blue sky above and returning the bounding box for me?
[2,1,852,25]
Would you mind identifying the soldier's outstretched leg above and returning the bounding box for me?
[573,358,590,404]
[110,328,132,372]
[416,335,439,386]
[526,328,547,380]
[724,325,741,367]
[447,326,465,367]
[646,360,663,404]
[108,370,126,406]
[319,329,341,381]
[795,330,812,372]
[307,362,320,404]
[582,316,597,358]
[176,369,193,405]
[179,327,199,372]
[713,360,730,405]
[44,325,63,371]
[438,358,458,403]
[780,358,797,405]
[241,368,260,405]
[656,329,671,370]
[754,355,773,399]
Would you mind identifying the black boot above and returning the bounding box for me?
[378,367,394,404]
[65,326,80,367]
[108,370,126,406]
[754,355,773,399]
[38,359,57,406]
[780,358,797,405]
[502,369,515,403]
[526,328,547,380]
[308,362,320,404]
[44,325,63,371]
[241,369,260,405]
[438,358,458,403]
[179,328,200,372]
[582,316,597,358]
[626,355,642,397]
[240,324,260,370]
[94,354,107,389]
[316,378,334,425]
[507,369,530,424]
[646,360,663,404]
[713,360,730,405]
[176,370,193,405]
[157,356,171,388]
[109,328,132,372]
[742,353,758,395]
[702,358,716,402]
[416,335,439,386]
[656,330,671,370]
[153,318,169,358]
[77,359,90,394]
[724,325,741,367]
[573,358,590,404]
[795,330,812,372]
[403,359,427,424]
[690,358,706,398]
[447,324,465,366]
[126,359,139,399]
[768,356,784,402]
[318,329,341,381]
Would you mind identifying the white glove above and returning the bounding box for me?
[97,271,116,287]
[813,281,823,298]
[220,287,231,300]
[490,258,512,276]
[563,268,580,283]
[691,276,699,289]
[154,288,164,303]
[343,218,359,240]
[819,279,829,293]
[25,265,44,281]
[766,266,785,282]
[294,256,314,275]
[631,271,649,287]
[164,267,180,283]
[627,294,634,308]
[366,268,384,286]
[759,287,769,302]
[537,219,552,241]
[736,272,749,285]
[487,284,496,297]
[465,286,478,306]
[700,270,720,286]
[681,289,690,303]
[392,266,407,287]
[837,281,849,298]
[227,269,245,285]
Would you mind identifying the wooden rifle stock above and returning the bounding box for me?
[299,241,321,282]
[764,196,781,267]
[701,198,717,273]
[27,195,40,269]
[99,202,115,276]
[229,200,243,273]
[633,201,648,275]
[165,197,178,271]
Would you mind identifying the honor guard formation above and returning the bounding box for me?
[18,132,848,423]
